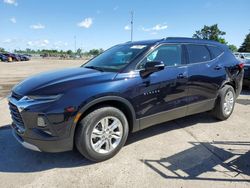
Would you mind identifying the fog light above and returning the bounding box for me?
[37,116,47,127]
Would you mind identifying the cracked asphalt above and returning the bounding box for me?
[0,59,250,188]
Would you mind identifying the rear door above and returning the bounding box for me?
[185,44,225,115]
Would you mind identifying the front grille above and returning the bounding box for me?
[8,102,25,132]
[11,91,23,101]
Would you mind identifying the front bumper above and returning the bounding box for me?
[8,92,75,153]
[13,130,41,151]
[12,129,73,152]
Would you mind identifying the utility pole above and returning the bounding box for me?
[74,35,76,53]
[130,11,134,41]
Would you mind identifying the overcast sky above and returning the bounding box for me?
[0,0,249,51]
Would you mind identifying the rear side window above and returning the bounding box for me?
[207,45,223,58]
[186,44,211,64]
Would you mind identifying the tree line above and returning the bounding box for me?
[1,24,250,55]
[0,47,104,57]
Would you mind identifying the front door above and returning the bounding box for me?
[134,44,188,129]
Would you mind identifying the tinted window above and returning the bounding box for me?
[207,46,223,58]
[137,45,182,69]
[186,44,211,64]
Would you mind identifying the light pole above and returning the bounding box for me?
[74,35,76,54]
[130,11,134,41]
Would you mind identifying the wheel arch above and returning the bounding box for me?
[214,80,236,107]
[221,71,242,97]
[221,80,236,93]
[70,96,139,140]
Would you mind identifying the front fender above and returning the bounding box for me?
[69,95,139,144]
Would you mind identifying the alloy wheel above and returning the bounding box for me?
[223,90,234,116]
[90,116,123,154]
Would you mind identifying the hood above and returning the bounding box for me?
[13,67,117,96]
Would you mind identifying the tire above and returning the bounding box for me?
[75,106,129,162]
[212,85,236,120]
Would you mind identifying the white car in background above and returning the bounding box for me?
[234,52,250,60]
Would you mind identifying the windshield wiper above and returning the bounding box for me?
[84,66,104,72]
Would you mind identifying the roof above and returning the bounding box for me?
[125,37,226,48]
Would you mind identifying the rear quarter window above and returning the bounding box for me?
[186,44,211,64]
[207,45,223,59]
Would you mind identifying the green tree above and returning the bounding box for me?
[88,49,101,56]
[193,24,227,44]
[76,48,82,55]
[228,44,238,52]
[0,47,5,53]
[66,50,73,55]
[238,32,250,52]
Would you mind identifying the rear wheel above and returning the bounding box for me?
[75,106,129,162]
[212,85,235,120]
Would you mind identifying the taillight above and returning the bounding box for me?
[238,62,245,70]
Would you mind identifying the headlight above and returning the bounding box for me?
[22,94,62,101]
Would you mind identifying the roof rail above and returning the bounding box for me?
[164,37,195,40]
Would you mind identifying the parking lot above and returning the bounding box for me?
[0,60,250,187]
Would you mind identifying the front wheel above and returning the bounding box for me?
[75,106,129,162]
[212,85,236,120]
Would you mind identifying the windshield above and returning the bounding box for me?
[82,44,149,72]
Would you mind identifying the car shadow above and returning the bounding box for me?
[237,98,250,105]
[0,126,93,173]
[141,141,250,182]
[236,88,250,105]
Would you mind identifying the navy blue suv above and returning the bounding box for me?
[8,38,244,161]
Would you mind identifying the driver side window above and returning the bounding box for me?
[137,44,182,69]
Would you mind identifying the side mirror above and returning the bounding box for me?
[140,61,165,78]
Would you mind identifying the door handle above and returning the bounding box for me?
[177,73,186,79]
[214,65,222,70]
